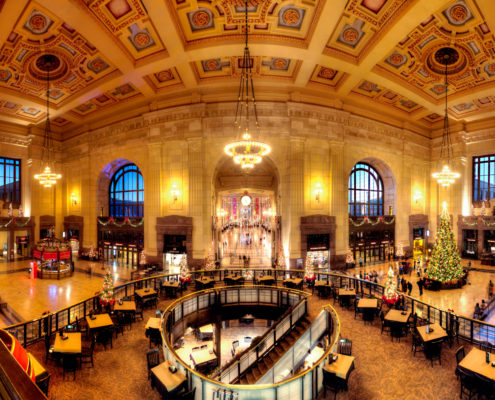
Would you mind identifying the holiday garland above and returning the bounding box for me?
[461,217,495,227]
[97,217,144,228]
[0,217,31,228]
[349,216,395,227]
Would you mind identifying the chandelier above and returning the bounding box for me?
[432,47,460,188]
[34,54,62,187]
[224,0,271,169]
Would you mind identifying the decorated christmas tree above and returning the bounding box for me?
[277,240,286,269]
[304,253,315,281]
[179,256,191,282]
[382,266,398,305]
[205,242,216,270]
[88,245,96,259]
[139,251,147,266]
[396,242,404,258]
[100,270,114,305]
[426,203,464,282]
[345,249,355,266]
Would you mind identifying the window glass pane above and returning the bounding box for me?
[348,163,384,217]
[109,163,144,217]
[473,155,495,202]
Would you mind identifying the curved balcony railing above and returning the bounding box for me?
[160,286,341,400]
[2,267,494,349]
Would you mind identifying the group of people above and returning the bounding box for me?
[358,270,379,283]
[474,299,490,320]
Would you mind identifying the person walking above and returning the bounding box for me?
[407,280,413,296]
[489,280,494,298]
[417,278,424,296]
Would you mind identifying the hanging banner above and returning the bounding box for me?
[255,197,259,217]
[59,251,71,260]
[233,197,237,220]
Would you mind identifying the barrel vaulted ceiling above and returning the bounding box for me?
[1,0,495,138]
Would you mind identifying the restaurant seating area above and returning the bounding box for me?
[5,274,492,400]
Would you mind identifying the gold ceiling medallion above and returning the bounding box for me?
[34,54,62,188]
[224,0,271,169]
[432,47,460,188]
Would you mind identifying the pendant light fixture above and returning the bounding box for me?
[432,47,460,188]
[34,54,62,188]
[224,0,271,169]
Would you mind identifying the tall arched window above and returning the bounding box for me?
[109,163,144,217]
[348,162,384,216]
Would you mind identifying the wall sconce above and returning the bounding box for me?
[314,183,323,203]
[171,184,180,203]
[413,191,423,204]
[218,209,227,217]
[70,193,78,206]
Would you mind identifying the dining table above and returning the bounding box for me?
[150,360,187,397]
[458,348,495,382]
[114,300,136,312]
[416,323,447,343]
[53,332,82,354]
[86,313,114,331]
[324,353,355,380]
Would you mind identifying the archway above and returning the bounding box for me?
[95,159,144,268]
[348,158,397,266]
[213,156,280,267]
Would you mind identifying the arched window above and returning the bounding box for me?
[109,163,144,217]
[348,162,384,216]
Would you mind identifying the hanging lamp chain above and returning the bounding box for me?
[41,63,53,167]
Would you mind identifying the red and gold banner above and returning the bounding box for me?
[33,250,42,259]
[43,252,58,261]
[59,251,71,260]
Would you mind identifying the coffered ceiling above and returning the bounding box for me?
[1,0,495,138]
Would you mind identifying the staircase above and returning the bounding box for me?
[237,317,311,384]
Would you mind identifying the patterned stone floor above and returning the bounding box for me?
[24,284,468,400]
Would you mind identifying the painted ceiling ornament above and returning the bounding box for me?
[318,67,337,80]
[224,0,271,170]
[156,69,174,82]
[443,1,473,26]
[278,5,305,29]
[432,47,460,188]
[24,9,53,35]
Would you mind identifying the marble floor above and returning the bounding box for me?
[345,258,495,320]
[0,258,494,329]
[0,260,131,326]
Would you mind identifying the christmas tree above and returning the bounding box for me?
[426,203,464,282]
[139,251,147,266]
[100,270,114,305]
[396,242,404,258]
[277,240,286,269]
[205,242,216,270]
[382,266,398,305]
[179,257,191,282]
[345,249,354,266]
[304,253,315,281]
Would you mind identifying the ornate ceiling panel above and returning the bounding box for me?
[81,0,167,61]
[450,95,495,117]
[0,99,44,122]
[144,68,183,92]
[324,0,414,63]
[351,79,425,114]
[191,56,300,82]
[0,2,118,107]
[69,82,141,116]
[308,65,347,89]
[375,0,495,103]
[168,0,323,48]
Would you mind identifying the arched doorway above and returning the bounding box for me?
[213,156,280,268]
[348,160,397,265]
[96,159,144,268]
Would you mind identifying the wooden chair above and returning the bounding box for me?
[44,334,58,364]
[379,311,391,336]
[338,339,352,356]
[323,369,346,400]
[96,327,114,350]
[424,339,443,367]
[411,332,424,356]
[458,367,479,400]
[176,387,196,400]
[36,372,50,396]
[62,354,78,381]
[79,335,96,368]
[146,348,160,379]
[148,328,162,348]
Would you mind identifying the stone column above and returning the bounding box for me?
[145,140,162,264]
[188,137,206,266]
[329,141,347,267]
[288,137,305,266]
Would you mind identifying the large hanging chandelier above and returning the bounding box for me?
[224,0,271,169]
[34,54,62,188]
[432,47,460,188]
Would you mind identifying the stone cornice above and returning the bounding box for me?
[0,132,32,148]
